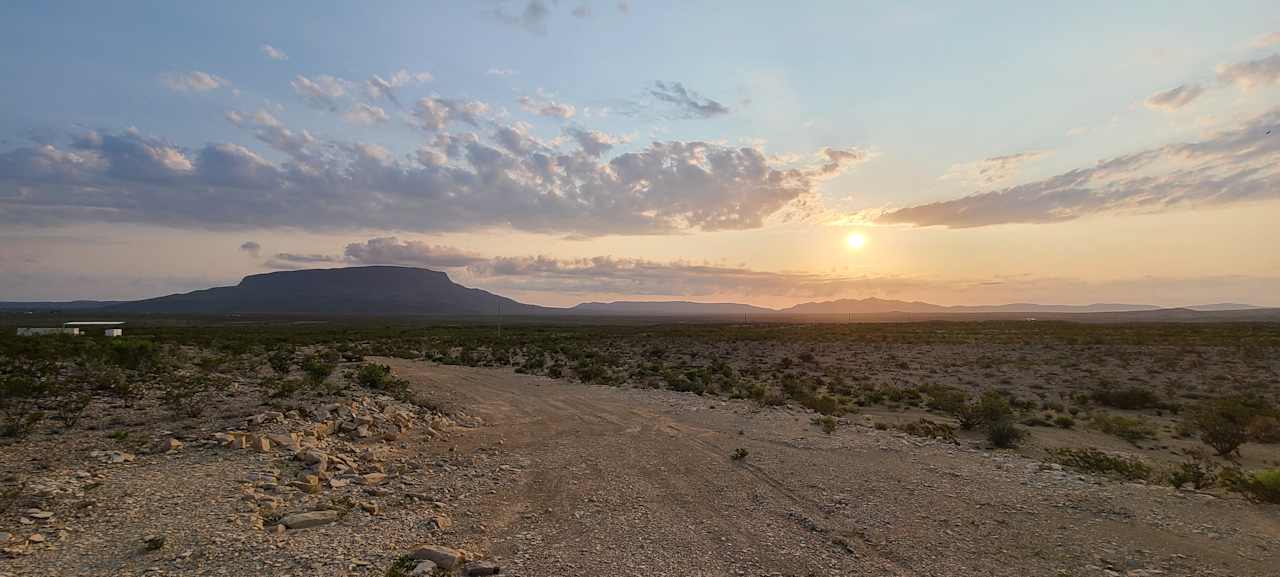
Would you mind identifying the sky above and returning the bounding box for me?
[1,1,1279,308]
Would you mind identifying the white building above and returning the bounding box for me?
[16,327,80,336]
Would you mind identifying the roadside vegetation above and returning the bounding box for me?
[2,317,1278,503]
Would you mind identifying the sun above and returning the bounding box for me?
[845,232,867,250]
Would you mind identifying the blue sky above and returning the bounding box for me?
[2,1,1279,306]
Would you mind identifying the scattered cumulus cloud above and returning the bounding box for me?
[162,71,230,93]
[344,103,390,125]
[0,115,869,236]
[290,74,350,111]
[518,93,576,119]
[878,107,1280,228]
[260,44,288,61]
[1144,83,1204,111]
[1217,53,1280,89]
[649,81,730,119]
[344,237,487,267]
[564,127,626,157]
[366,69,432,107]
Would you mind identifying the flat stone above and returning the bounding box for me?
[279,510,340,529]
[409,545,465,569]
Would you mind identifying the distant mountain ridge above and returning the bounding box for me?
[780,298,1164,315]
[0,266,1268,317]
[569,301,773,316]
[105,266,547,316]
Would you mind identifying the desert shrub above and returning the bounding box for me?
[1091,386,1164,410]
[53,386,93,428]
[0,361,51,437]
[546,362,564,379]
[1053,415,1076,429]
[1246,415,1280,444]
[267,347,294,375]
[355,363,393,388]
[1166,461,1215,490]
[301,353,338,389]
[264,376,305,399]
[1021,415,1052,427]
[384,555,418,577]
[730,448,749,461]
[897,419,958,443]
[812,415,839,434]
[1191,398,1255,456]
[1235,469,1280,503]
[799,393,843,416]
[107,338,158,371]
[986,417,1025,448]
[1091,413,1157,443]
[1050,448,1151,481]
[160,372,216,418]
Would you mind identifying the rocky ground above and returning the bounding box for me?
[3,358,1278,577]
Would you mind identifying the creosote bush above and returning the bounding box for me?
[1050,448,1151,481]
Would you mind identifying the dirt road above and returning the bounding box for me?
[380,358,1280,577]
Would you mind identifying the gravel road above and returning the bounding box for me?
[382,358,1280,577]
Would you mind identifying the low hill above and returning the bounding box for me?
[569,301,773,316]
[108,266,548,316]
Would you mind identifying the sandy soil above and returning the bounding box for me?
[380,358,1280,577]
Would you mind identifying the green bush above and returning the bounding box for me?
[1053,414,1076,429]
[267,347,294,375]
[355,363,393,388]
[1236,469,1280,503]
[897,418,958,443]
[1091,413,1157,443]
[160,372,216,418]
[1091,387,1165,410]
[985,417,1025,448]
[301,353,337,389]
[730,448,749,461]
[1191,398,1255,456]
[1050,448,1151,481]
[812,415,839,434]
[1166,461,1215,490]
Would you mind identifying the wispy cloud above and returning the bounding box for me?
[290,74,350,111]
[162,71,230,93]
[649,81,730,119]
[260,44,288,61]
[519,93,576,119]
[878,107,1280,228]
[1144,83,1204,111]
[940,151,1047,187]
[1217,53,1280,89]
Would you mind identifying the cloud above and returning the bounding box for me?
[162,71,230,93]
[411,97,491,132]
[239,240,261,257]
[0,117,869,235]
[649,81,730,119]
[940,151,1047,187]
[1144,83,1204,111]
[466,255,927,298]
[344,237,486,267]
[564,127,626,157]
[1252,32,1280,48]
[518,94,576,119]
[878,107,1280,228]
[291,74,350,111]
[1217,53,1280,89]
[344,103,390,125]
[572,3,591,18]
[264,252,343,269]
[366,69,432,107]
[260,44,288,61]
[486,68,517,77]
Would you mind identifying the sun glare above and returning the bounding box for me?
[845,232,867,250]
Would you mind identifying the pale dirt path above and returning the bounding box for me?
[379,358,1280,577]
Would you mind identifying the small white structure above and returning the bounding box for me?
[63,321,125,337]
[17,327,80,336]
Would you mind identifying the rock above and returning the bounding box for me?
[0,532,11,543]
[358,500,380,515]
[359,472,387,486]
[408,545,465,570]
[26,534,44,544]
[29,511,53,520]
[409,560,439,576]
[266,433,300,452]
[427,515,452,530]
[279,510,340,529]
[155,438,184,453]
[464,561,502,576]
[143,534,165,551]
[251,435,272,452]
[288,475,322,494]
